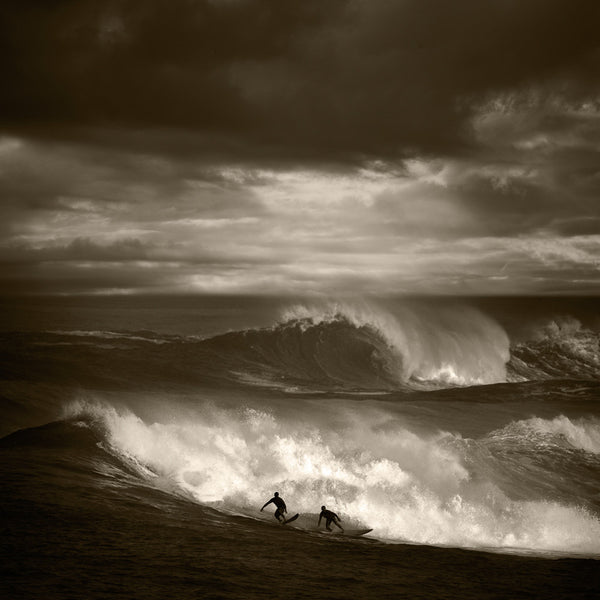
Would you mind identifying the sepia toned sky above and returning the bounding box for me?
[1,0,599,296]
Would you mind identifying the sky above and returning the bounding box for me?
[1,0,599,296]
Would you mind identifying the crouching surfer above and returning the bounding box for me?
[318,505,344,532]
[261,491,287,523]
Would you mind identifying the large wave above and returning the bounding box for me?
[207,301,600,388]
[4,301,598,411]
[207,300,511,391]
[62,399,600,556]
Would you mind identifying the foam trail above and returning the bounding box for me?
[65,399,600,556]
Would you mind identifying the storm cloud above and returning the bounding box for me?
[1,0,599,295]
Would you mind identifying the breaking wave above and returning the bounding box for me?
[509,315,600,381]
[205,302,600,390]
[8,301,598,398]
[61,399,600,556]
[207,300,511,390]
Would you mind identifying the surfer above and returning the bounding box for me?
[260,492,287,523]
[318,505,344,532]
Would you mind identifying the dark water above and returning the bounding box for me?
[1,295,599,599]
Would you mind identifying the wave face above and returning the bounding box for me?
[61,399,600,556]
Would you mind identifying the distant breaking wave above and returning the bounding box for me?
[23,301,599,392]
[212,301,600,389]
[508,315,600,381]
[205,300,511,390]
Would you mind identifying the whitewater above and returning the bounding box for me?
[1,294,599,599]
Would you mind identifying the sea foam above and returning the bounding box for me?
[64,398,600,556]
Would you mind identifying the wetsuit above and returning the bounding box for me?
[262,496,287,522]
[319,509,343,531]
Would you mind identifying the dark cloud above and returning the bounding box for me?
[0,233,288,296]
[2,0,599,161]
[0,260,176,296]
[0,137,268,239]
[451,151,600,238]
[0,237,149,264]
[548,217,600,236]
[1,1,599,296]
[0,0,343,156]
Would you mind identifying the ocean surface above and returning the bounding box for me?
[1,295,599,599]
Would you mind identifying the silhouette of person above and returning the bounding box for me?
[318,505,344,531]
[261,492,287,523]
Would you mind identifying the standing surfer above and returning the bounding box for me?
[318,505,344,532]
[261,492,287,523]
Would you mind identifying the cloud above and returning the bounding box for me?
[1,2,599,295]
[0,237,149,264]
[0,136,267,239]
[1,131,599,296]
[2,1,599,162]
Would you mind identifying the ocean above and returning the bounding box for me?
[1,294,599,599]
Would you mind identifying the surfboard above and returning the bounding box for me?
[282,513,299,525]
[343,528,372,536]
[320,528,372,536]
